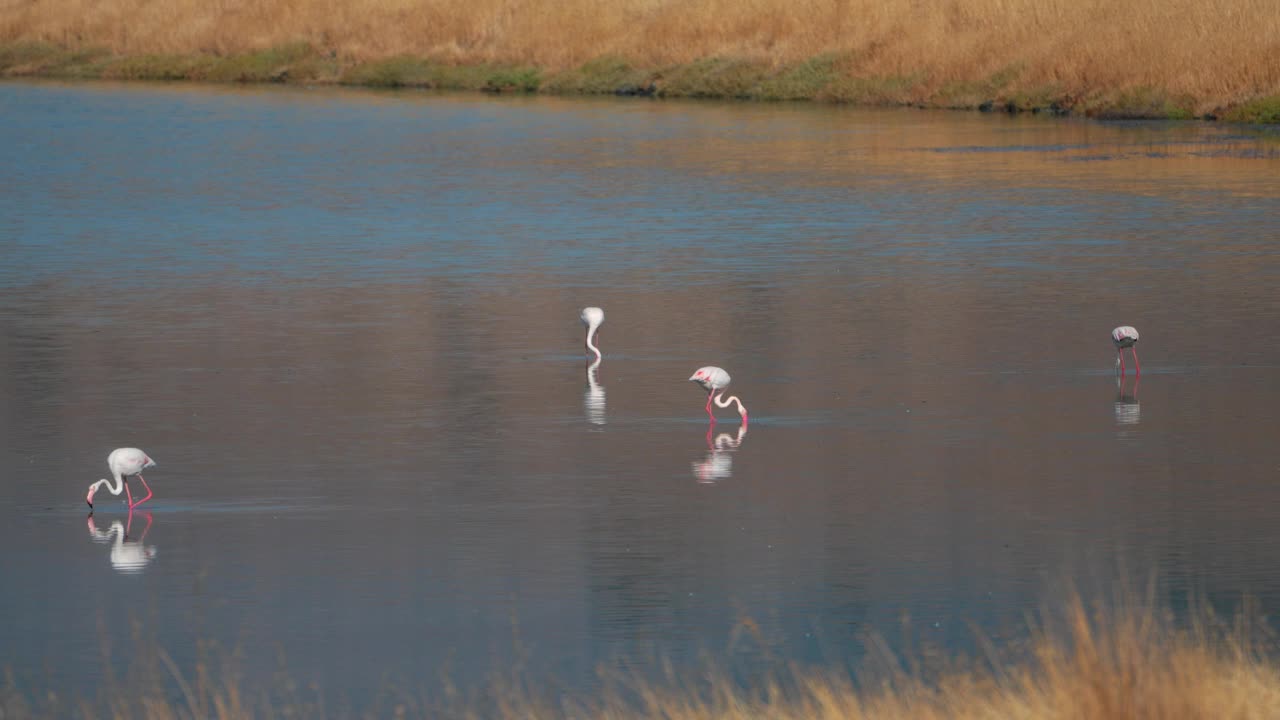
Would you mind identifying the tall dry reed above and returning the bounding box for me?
[4,589,1280,719]
[2,0,1279,112]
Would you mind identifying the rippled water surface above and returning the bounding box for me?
[2,81,1279,702]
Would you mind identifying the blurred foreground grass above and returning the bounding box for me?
[3,584,1277,719]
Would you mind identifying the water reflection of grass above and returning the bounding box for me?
[5,587,1278,719]
[2,0,1279,120]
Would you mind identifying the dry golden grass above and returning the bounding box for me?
[2,0,1280,114]
[5,589,1280,719]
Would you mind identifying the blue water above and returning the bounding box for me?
[2,80,1280,708]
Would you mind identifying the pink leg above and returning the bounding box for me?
[124,478,134,507]
[1131,347,1140,375]
[1117,350,1125,376]
[130,474,153,509]
[705,390,715,419]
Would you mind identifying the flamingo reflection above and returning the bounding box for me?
[692,422,748,484]
[86,509,157,574]
[1114,374,1141,426]
[585,354,606,425]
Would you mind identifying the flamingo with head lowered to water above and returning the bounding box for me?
[581,307,604,360]
[87,448,156,509]
[1112,325,1140,376]
[689,366,748,426]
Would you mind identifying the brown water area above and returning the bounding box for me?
[1,81,1279,703]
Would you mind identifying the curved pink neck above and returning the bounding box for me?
[713,391,748,420]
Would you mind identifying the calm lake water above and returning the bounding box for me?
[2,80,1279,705]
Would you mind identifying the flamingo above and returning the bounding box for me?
[581,307,604,360]
[689,366,748,426]
[86,448,156,509]
[1112,326,1140,376]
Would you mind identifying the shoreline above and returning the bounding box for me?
[4,42,1279,124]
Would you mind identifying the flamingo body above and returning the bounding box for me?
[87,447,157,509]
[581,307,605,360]
[690,366,731,393]
[1111,325,1139,348]
[689,366,748,425]
[1111,325,1141,375]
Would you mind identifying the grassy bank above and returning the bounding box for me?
[2,0,1279,121]
[4,590,1280,719]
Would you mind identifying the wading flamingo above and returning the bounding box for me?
[1112,326,1140,376]
[581,307,604,360]
[87,448,156,509]
[689,366,748,426]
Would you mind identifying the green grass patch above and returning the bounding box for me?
[1001,83,1070,113]
[0,41,63,73]
[6,41,1280,124]
[1222,94,1280,124]
[483,66,540,93]
[100,43,336,83]
[0,42,112,78]
[340,58,539,92]
[201,43,319,83]
[658,57,772,99]
[753,53,841,101]
[541,56,651,95]
[0,42,337,83]
[820,73,923,105]
[101,54,216,81]
[341,56,439,87]
[936,64,1025,108]
[1090,86,1196,120]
